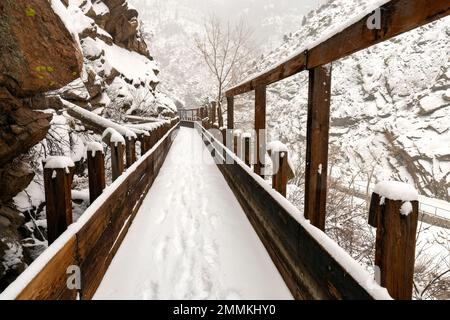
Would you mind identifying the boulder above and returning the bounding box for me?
[0,160,34,202]
[0,88,52,167]
[0,0,83,97]
[103,0,150,57]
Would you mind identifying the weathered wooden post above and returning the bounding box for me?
[43,156,75,244]
[139,133,149,155]
[272,151,288,197]
[125,137,137,168]
[233,129,242,158]
[151,128,157,148]
[243,133,251,167]
[87,142,105,204]
[268,142,289,197]
[158,124,163,139]
[103,128,125,181]
[221,127,227,160]
[227,96,234,129]
[254,85,266,176]
[369,181,419,300]
[304,65,332,231]
[111,141,125,181]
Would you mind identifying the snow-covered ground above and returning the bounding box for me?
[94,127,292,300]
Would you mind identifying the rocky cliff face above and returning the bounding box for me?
[37,0,176,118]
[0,0,83,289]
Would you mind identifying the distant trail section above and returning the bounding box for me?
[94,127,292,300]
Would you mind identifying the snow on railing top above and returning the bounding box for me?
[63,100,137,140]
[86,142,104,155]
[102,128,126,147]
[126,122,167,133]
[373,181,419,202]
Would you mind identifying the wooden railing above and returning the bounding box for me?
[179,108,204,121]
[197,124,387,299]
[2,119,180,300]
[179,107,215,130]
[219,0,449,300]
[226,0,449,230]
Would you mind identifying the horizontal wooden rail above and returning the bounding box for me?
[226,0,449,97]
[197,124,390,300]
[1,121,180,300]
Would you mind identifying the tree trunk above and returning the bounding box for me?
[217,87,224,128]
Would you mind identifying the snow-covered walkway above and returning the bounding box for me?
[94,127,292,300]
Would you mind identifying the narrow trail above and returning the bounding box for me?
[94,127,292,300]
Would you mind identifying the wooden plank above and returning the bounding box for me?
[16,236,78,300]
[225,0,449,97]
[254,84,266,176]
[308,0,450,68]
[304,66,332,231]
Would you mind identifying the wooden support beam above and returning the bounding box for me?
[87,148,105,204]
[369,192,419,300]
[227,96,234,129]
[254,85,266,176]
[125,138,137,168]
[304,65,332,231]
[272,151,288,197]
[43,159,74,244]
[110,142,125,181]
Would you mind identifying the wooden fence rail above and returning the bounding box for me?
[10,119,180,300]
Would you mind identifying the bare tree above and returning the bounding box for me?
[194,16,254,127]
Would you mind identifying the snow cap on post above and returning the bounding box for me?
[267,141,295,180]
[233,129,243,136]
[102,128,126,147]
[373,181,418,202]
[267,141,289,153]
[44,156,75,174]
[87,142,104,157]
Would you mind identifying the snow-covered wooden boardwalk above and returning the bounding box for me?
[93,127,292,300]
